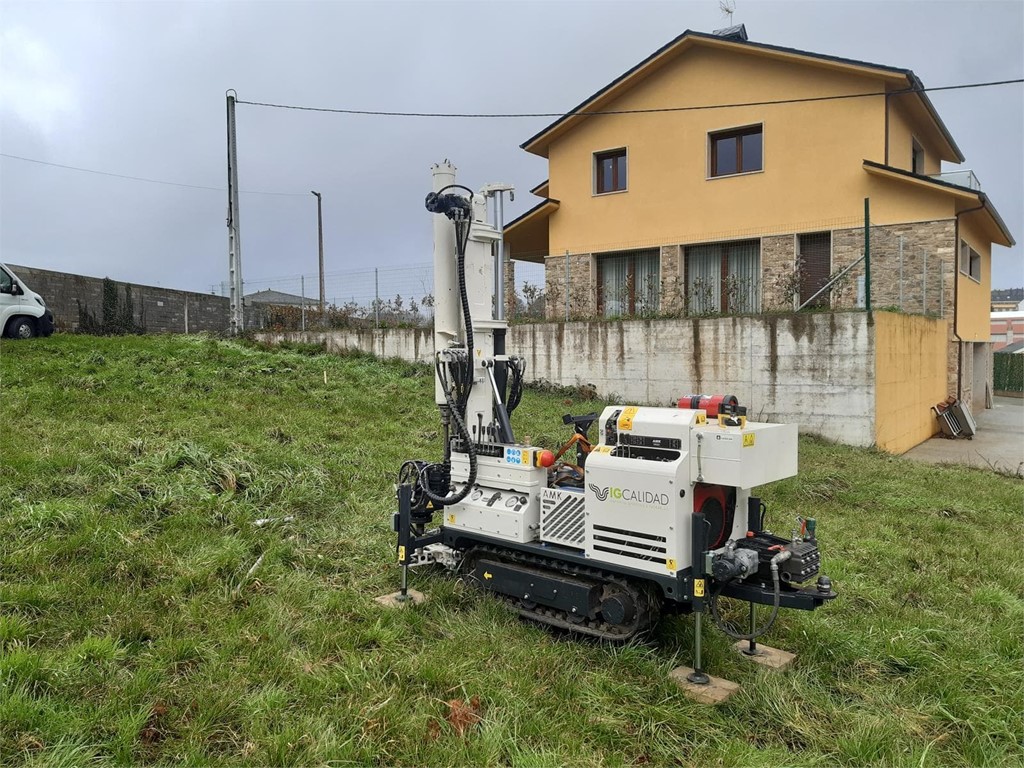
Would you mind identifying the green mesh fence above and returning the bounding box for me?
[994,352,1024,393]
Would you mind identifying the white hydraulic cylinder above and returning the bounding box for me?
[432,162,459,406]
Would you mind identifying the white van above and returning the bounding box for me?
[0,263,55,339]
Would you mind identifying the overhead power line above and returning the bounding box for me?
[235,78,1024,119]
[0,153,307,196]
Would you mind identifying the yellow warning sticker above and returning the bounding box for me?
[666,558,677,572]
[397,546,406,562]
[618,406,639,431]
[693,579,705,597]
[596,445,612,454]
[742,433,756,448]
[447,514,456,524]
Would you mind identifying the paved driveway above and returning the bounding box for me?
[902,396,1023,476]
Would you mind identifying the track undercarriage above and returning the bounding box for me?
[460,545,662,643]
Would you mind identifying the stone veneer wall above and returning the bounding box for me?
[830,219,956,315]
[544,252,594,319]
[658,245,683,314]
[760,234,798,311]
[503,257,516,319]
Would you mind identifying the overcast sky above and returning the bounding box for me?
[1,0,1021,296]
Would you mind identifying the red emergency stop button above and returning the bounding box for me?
[537,450,555,468]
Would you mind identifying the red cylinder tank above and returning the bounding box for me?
[677,394,739,418]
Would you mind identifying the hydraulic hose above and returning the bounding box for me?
[414,191,478,506]
[710,550,791,641]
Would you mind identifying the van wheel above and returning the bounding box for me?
[7,317,37,339]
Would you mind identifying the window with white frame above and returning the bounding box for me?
[960,240,981,282]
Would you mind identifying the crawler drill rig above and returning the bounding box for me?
[392,163,835,679]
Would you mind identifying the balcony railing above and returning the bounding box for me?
[929,169,981,191]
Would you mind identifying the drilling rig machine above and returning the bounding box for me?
[390,163,836,684]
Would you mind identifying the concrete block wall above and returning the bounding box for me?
[260,312,886,449]
[513,313,876,446]
[8,264,228,334]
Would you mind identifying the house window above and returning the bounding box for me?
[685,239,760,314]
[912,138,925,174]
[960,240,981,282]
[798,232,832,308]
[597,248,659,316]
[710,125,762,177]
[595,148,627,194]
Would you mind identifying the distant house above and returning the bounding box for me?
[503,24,1014,417]
[991,299,1022,313]
[244,289,311,308]
[991,287,1023,312]
[991,311,1024,351]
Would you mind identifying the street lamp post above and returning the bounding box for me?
[311,190,325,314]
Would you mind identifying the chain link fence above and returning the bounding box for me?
[235,213,952,330]
[214,264,435,330]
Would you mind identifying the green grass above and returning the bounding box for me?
[0,334,1021,767]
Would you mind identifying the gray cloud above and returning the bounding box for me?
[1,0,1021,292]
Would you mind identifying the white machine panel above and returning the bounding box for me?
[448,452,545,544]
[584,446,691,577]
[689,422,798,488]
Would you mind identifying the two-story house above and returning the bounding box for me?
[504,25,1014,415]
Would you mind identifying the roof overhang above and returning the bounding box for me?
[522,29,962,162]
[504,199,559,263]
[863,160,1015,247]
[529,179,550,197]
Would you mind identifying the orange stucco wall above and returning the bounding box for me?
[957,215,994,341]
[874,311,948,453]
[544,45,955,257]
[886,95,943,174]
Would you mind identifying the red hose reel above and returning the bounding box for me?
[693,483,733,549]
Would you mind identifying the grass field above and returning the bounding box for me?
[1,334,1021,767]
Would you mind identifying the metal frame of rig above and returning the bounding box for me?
[390,162,836,685]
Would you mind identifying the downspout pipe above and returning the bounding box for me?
[952,199,986,398]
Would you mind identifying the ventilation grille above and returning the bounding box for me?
[592,524,667,564]
[540,489,585,548]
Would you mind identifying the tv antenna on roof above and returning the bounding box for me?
[719,0,736,24]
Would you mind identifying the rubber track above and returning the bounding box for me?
[461,544,661,643]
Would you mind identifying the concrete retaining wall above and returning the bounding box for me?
[259,312,881,447]
[7,264,228,334]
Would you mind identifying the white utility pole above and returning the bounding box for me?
[226,90,244,334]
